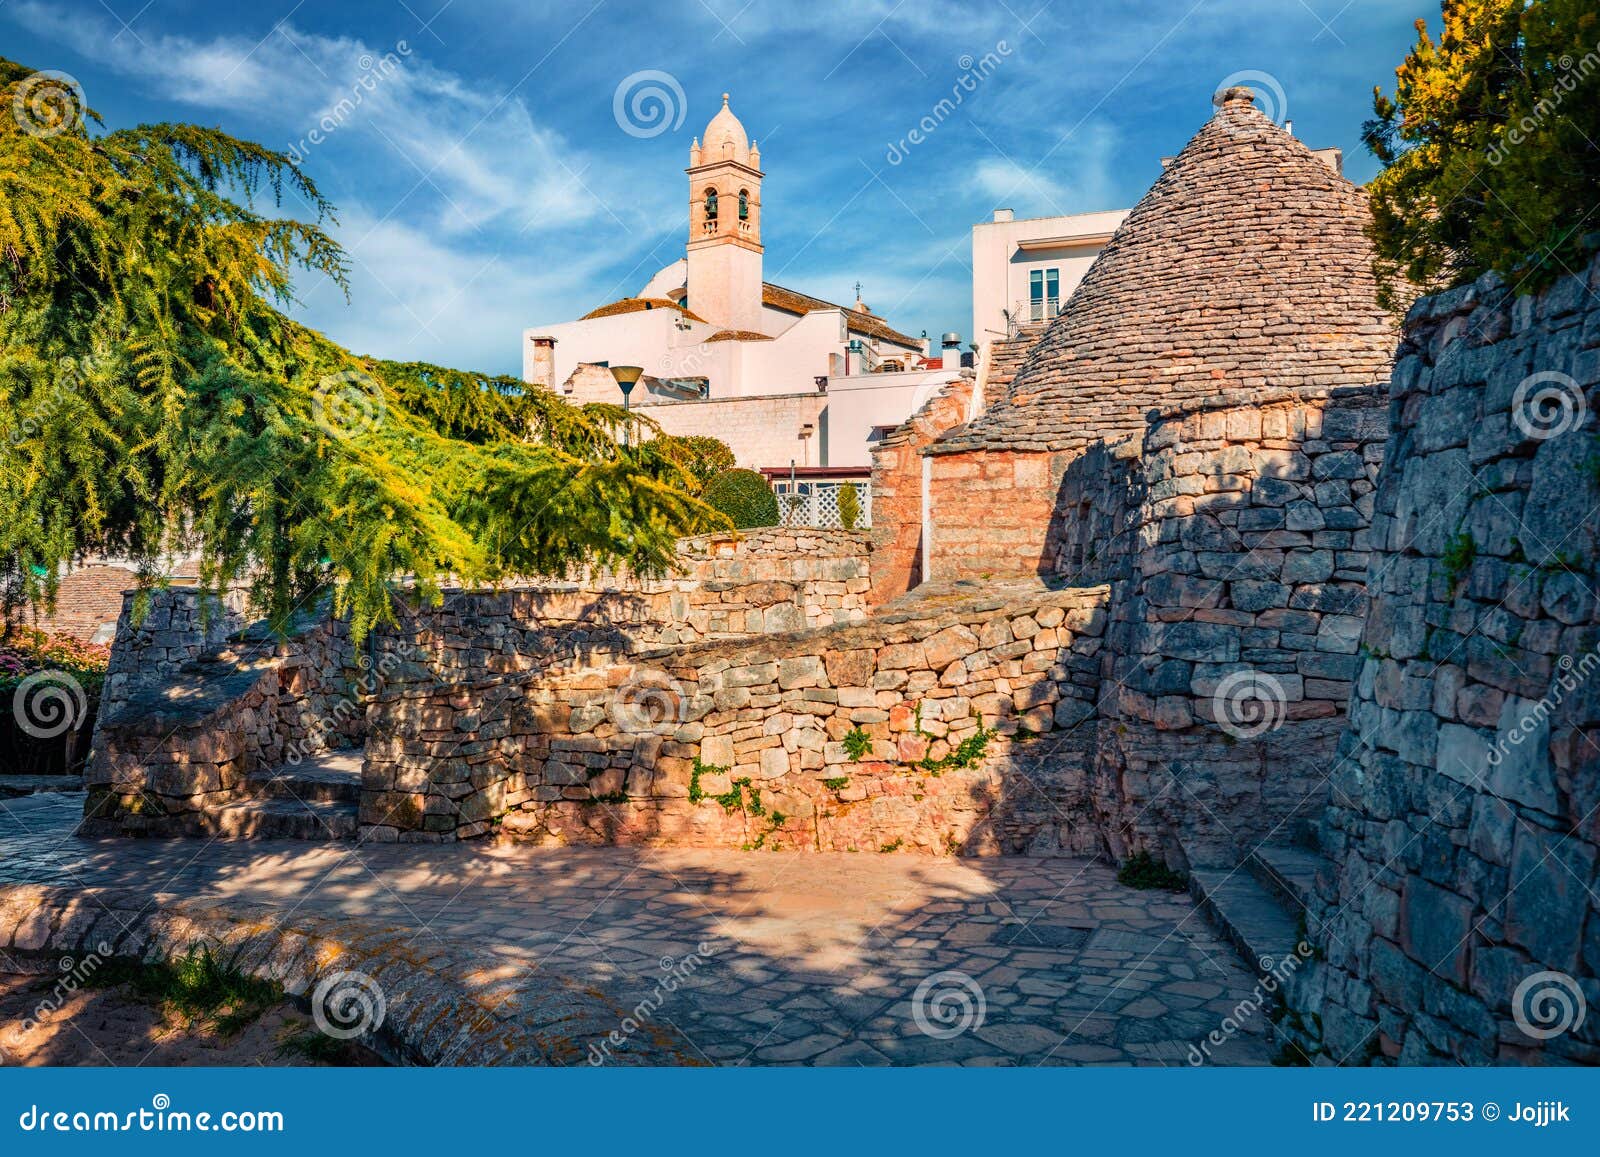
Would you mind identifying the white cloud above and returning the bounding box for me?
[291,209,628,372]
[6,0,629,237]
[966,121,1121,217]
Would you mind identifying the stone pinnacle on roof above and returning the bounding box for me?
[933,86,1395,457]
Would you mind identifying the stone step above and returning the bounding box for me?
[1189,866,1304,978]
[0,775,85,799]
[191,797,358,841]
[1248,845,1325,915]
[243,750,363,804]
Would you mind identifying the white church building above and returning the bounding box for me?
[523,95,966,514]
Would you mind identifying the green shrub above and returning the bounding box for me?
[702,469,778,529]
[1116,851,1188,892]
[836,482,861,530]
[656,434,736,493]
[842,727,873,761]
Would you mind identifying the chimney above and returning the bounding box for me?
[941,331,962,371]
[529,336,558,391]
[992,208,1014,223]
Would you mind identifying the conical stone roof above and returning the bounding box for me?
[933,89,1394,456]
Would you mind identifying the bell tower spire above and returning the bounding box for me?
[686,92,764,332]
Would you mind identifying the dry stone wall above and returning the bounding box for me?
[1046,388,1388,865]
[1295,256,1600,1065]
[362,581,1110,852]
[85,531,870,835]
[84,592,366,834]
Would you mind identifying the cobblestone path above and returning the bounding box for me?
[0,793,1276,1065]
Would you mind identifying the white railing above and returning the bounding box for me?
[772,479,871,529]
[1013,296,1062,326]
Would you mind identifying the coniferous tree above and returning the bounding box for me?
[1365,0,1600,307]
[0,58,720,639]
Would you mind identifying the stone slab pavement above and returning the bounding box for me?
[0,793,1278,1065]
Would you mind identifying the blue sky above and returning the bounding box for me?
[5,0,1430,375]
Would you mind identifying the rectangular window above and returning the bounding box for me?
[1029,268,1061,321]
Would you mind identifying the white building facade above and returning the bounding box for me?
[970,207,1128,345]
[522,94,961,489]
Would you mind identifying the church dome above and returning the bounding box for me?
[701,93,750,163]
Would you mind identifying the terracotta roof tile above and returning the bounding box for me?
[704,329,773,342]
[581,297,706,323]
[761,283,921,349]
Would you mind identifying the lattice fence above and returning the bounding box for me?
[771,479,872,529]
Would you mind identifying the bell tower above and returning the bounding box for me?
[686,93,764,333]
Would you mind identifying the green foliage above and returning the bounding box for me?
[879,838,904,853]
[687,757,725,803]
[0,57,717,641]
[0,626,108,696]
[822,776,849,791]
[701,469,778,529]
[842,726,873,761]
[916,725,995,774]
[717,776,763,815]
[1116,851,1189,892]
[836,482,861,531]
[1439,530,1477,590]
[1364,0,1600,308]
[655,434,736,493]
[87,945,282,1036]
